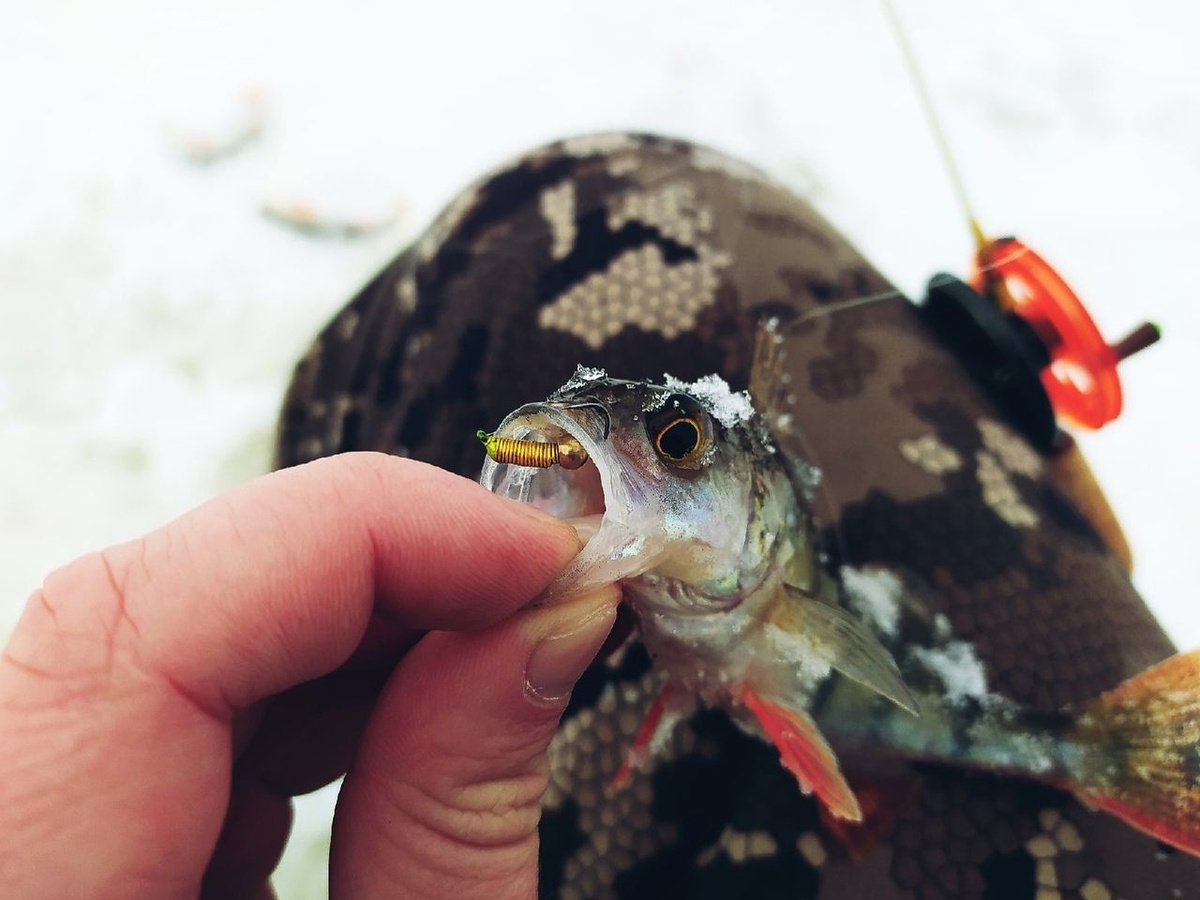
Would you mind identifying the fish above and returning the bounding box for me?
[279,131,1199,897]
[478,363,1200,853]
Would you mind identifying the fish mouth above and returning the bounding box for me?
[480,402,667,602]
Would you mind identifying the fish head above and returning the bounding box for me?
[480,367,802,612]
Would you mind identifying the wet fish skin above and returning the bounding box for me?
[278,131,1200,897]
[483,368,1200,851]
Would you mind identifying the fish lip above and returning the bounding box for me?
[479,400,619,520]
[484,401,613,474]
[480,400,664,602]
[553,400,611,440]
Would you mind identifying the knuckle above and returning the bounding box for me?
[443,774,546,847]
[7,541,153,691]
[334,451,405,505]
[401,764,549,852]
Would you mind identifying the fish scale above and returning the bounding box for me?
[277,133,1198,899]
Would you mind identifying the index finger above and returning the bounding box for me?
[5,452,580,716]
[0,453,580,899]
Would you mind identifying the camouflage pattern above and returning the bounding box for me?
[277,134,1197,899]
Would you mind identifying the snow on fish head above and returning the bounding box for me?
[479,367,803,613]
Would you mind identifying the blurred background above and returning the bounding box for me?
[2,1,1197,896]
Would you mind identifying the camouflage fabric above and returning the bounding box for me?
[277,133,1196,899]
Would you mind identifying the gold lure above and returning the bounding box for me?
[476,430,589,470]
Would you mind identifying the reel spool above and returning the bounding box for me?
[973,237,1159,431]
[921,238,1159,452]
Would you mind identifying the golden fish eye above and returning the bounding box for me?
[655,417,701,461]
[646,392,712,469]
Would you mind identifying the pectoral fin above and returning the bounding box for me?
[781,587,918,715]
[740,687,863,822]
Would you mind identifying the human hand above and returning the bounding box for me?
[0,453,618,899]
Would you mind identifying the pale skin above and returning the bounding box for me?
[0,453,619,900]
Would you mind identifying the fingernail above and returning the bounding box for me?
[525,592,617,703]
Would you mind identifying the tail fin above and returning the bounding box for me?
[1072,649,1200,855]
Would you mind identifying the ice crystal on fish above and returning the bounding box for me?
[655,373,754,428]
[765,623,835,693]
[932,613,953,641]
[555,364,608,395]
[840,566,903,639]
[910,641,990,705]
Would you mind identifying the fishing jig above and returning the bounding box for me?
[476,429,590,470]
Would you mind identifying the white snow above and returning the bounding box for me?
[2,2,1198,896]
[765,623,837,694]
[662,374,756,428]
[556,364,608,394]
[910,641,991,706]
[840,566,903,638]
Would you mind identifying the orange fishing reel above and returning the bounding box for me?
[971,237,1159,430]
[921,236,1159,452]
[883,0,1159,449]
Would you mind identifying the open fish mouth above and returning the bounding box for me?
[480,402,669,603]
[481,403,610,534]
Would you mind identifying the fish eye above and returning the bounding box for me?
[647,394,712,469]
[657,418,701,460]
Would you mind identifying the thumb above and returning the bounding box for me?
[330,586,620,900]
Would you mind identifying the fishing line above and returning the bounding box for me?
[882,0,988,251]
[789,288,905,325]
[775,240,1034,330]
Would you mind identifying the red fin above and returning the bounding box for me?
[1073,649,1200,856]
[612,684,686,791]
[819,771,923,859]
[740,687,863,822]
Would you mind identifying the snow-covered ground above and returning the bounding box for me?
[2,1,1197,896]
